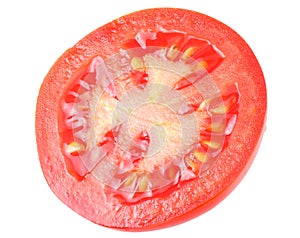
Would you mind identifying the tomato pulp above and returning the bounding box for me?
[36,8,266,231]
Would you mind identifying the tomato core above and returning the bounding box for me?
[58,29,240,203]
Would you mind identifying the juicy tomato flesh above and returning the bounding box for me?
[36,8,266,231]
[58,29,240,203]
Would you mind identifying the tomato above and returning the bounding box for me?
[36,8,266,231]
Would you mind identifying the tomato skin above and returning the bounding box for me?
[36,8,266,231]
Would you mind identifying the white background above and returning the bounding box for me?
[1,0,299,237]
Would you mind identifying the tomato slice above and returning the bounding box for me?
[36,8,266,231]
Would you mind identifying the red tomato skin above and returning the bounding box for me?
[36,8,266,231]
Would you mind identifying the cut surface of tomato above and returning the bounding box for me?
[36,8,266,231]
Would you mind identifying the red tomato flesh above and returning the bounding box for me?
[36,8,266,231]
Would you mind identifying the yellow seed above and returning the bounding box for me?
[131,57,144,70]
[198,99,209,111]
[167,44,180,60]
[78,105,90,111]
[209,105,228,114]
[139,175,149,192]
[167,166,178,179]
[182,47,196,60]
[186,157,200,174]
[202,140,221,150]
[199,98,227,114]
[192,61,208,71]
[194,151,208,163]
[210,122,226,133]
[124,173,137,187]
[199,61,208,69]
[66,142,85,154]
